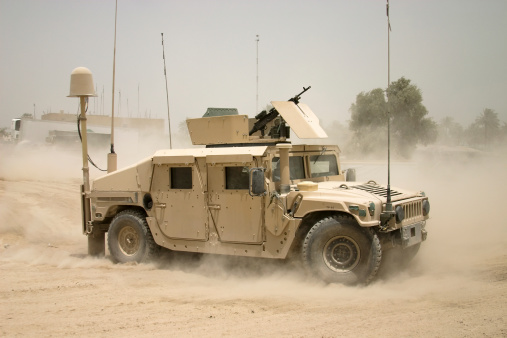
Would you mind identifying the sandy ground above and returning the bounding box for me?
[0,144,506,337]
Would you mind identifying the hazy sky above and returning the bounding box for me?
[1,0,506,132]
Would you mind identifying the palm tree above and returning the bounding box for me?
[476,108,500,145]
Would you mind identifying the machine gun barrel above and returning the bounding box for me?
[289,86,311,104]
[249,86,311,136]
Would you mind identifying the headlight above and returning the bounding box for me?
[423,199,430,216]
[368,202,375,216]
[395,205,405,223]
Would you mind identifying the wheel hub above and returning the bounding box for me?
[118,226,140,256]
[323,236,360,272]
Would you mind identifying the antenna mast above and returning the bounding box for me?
[386,0,392,209]
[256,34,259,113]
[161,33,172,149]
[108,0,118,173]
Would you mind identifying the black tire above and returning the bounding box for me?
[107,209,159,263]
[302,215,381,285]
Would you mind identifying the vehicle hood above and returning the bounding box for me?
[315,181,424,203]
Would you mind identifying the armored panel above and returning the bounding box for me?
[186,115,250,145]
[271,101,328,139]
[203,108,239,117]
[206,154,253,164]
[153,154,194,165]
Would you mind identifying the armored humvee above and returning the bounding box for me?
[83,87,430,285]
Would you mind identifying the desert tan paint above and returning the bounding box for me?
[87,114,428,259]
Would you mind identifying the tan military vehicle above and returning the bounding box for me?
[83,87,430,285]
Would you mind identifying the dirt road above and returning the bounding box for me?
[1,145,506,337]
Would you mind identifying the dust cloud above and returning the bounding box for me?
[1,140,506,336]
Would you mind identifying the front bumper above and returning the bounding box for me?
[400,221,427,247]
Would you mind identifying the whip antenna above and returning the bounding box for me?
[161,33,173,149]
[386,0,393,209]
[108,0,118,173]
[256,34,259,113]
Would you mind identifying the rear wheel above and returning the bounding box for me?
[107,209,159,263]
[302,215,381,285]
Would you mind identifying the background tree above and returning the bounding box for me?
[348,88,387,156]
[323,119,351,152]
[464,108,501,148]
[386,77,437,157]
[478,108,500,146]
[348,77,436,158]
[437,117,464,146]
[501,121,507,145]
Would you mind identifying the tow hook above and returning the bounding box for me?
[85,222,94,235]
[380,210,395,231]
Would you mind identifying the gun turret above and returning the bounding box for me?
[249,86,311,136]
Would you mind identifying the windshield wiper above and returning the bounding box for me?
[313,147,327,164]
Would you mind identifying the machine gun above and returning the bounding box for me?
[249,86,311,136]
[289,85,311,104]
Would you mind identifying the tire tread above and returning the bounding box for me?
[108,209,159,263]
[302,214,382,285]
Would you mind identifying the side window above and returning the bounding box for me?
[271,156,305,182]
[225,166,249,190]
[309,155,339,177]
[171,167,192,189]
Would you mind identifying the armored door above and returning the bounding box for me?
[151,163,207,240]
[207,163,263,244]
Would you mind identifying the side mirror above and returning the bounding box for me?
[249,168,266,196]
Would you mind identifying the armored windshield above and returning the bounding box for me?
[271,156,305,182]
[309,154,339,177]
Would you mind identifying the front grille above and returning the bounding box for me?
[401,200,423,221]
[351,184,403,197]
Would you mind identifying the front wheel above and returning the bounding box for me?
[107,209,159,263]
[302,215,381,285]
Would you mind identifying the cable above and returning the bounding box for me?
[77,100,107,172]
